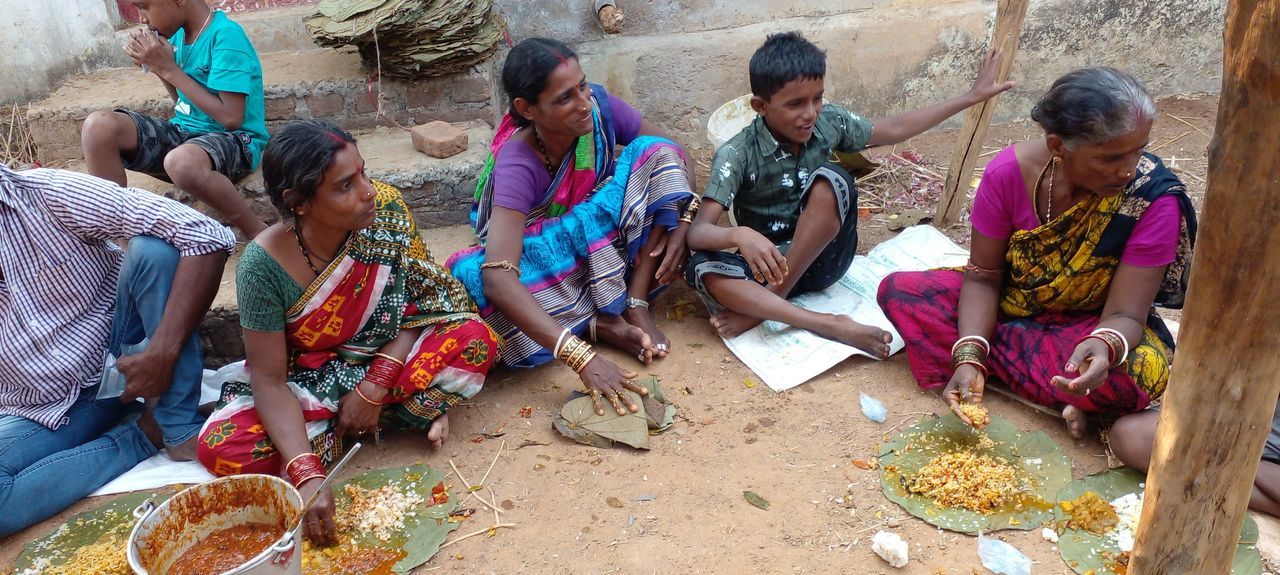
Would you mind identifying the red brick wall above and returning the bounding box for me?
[116,0,315,23]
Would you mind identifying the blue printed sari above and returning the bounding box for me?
[447,84,694,367]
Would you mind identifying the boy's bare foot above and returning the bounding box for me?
[595,314,656,364]
[1063,405,1087,439]
[623,306,669,359]
[709,310,763,339]
[427,414,449,449]
[811,315,893,358]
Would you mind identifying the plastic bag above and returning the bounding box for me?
[860,392,888,423]
[978,532,1032,575]
[97,338,149,400]
[871,530,909,568]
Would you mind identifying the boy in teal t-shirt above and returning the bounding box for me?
[82,0,268,238]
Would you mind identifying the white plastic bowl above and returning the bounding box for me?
[706,94,756,150]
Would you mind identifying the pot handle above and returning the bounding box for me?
[132,499,156,522]
[270,534,296,565]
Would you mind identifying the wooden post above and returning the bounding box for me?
[934,0,1028,226]
[1129,1,1280,573]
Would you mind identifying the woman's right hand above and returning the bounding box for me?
[943,363,987,425]
[298,478,337,546]
[578,355,648,416]
[733,227,788,286]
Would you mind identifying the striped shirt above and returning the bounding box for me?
[0,166,236,429]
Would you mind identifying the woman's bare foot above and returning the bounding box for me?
[1062,405,1087,439]
[709,309,763,339]
[428,413,450,449]
[595,314,656,364]
[810,314,893,358]
[623,306,669,359]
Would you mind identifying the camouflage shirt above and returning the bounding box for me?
[703,103,873,242]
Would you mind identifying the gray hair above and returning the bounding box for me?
[1031,67,1156,149]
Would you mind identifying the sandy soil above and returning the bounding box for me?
[0,95,1240,575]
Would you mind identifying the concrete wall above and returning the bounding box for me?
[0,0,129,105]
[494,0,1225,148]
[5,0,1225,144]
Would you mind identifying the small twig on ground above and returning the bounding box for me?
[449,459,503,516]
[1165,113,1212,139]
[513,439,550,450]
[884,411,935,435]
[489,486,501,525]
[1150,130,1192,153]
[888,153,944,180]
[478,439,505,487]
[437,522,518,550]
[855,521,886,534]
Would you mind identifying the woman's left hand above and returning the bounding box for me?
[967,47,1017,103]
[1051,337,1112,396]
[651,223,691,286]
[336,381,385,438]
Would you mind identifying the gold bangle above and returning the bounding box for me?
[556,335,578,362]
[566,341,590,368]
[571,349,596,373]
[564,339,593,371]
[480,260,522,275]
[373,352,405,366]
[354,384,385,406]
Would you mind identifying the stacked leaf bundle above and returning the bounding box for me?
[306,0,502,79]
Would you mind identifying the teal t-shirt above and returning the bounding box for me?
[170,11,268,169]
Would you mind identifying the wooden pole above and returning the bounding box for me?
[934,0,1028,226]
[1129,1,1280,573]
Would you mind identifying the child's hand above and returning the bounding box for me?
[967,47,1016,103]
[733,227,788,285]
[124,29,176,76]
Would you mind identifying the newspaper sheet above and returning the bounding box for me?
[723,225,969,391]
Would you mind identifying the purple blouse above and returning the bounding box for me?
[490,93,644,215]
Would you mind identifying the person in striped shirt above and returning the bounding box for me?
[0,164,235,537]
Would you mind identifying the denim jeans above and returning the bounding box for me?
[0,236,205,537]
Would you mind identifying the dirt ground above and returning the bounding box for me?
[0,95,1246,575]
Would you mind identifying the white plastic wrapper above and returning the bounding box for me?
[871,530,909,568]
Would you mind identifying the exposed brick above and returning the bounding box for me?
[410,121,468,159]
[304,93,346,119]
[450,75,493,104]
[420,107,491,124]
[264,96,297,121]
[403,82,446,109]
[353,89,380,114]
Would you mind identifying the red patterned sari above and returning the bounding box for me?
[198,183,498,476]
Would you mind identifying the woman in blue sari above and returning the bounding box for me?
[448,38,696,415]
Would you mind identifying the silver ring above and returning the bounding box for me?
[637,352,646,362]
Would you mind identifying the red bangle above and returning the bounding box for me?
[364,357,403,388]
[955,359,989,378]
[285,453,326,488]
[1079,334,1117,367]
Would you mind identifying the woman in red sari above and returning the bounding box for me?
[196,120,498,544]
